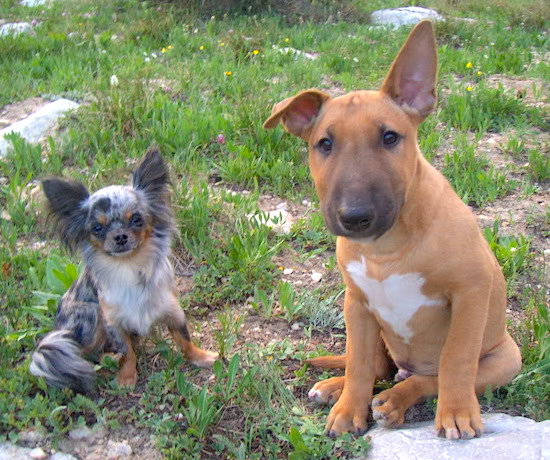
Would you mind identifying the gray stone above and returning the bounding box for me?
[106,440,133,458]
[0,98,80,158]
[68,426,94,441]
[361,413,550,460]
[370,7,444,28]
[0,442,34,460]
[17,429,46,446]
[0,22,32,36]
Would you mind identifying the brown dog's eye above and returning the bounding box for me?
[383,131,400,146]
[317,138,333,154]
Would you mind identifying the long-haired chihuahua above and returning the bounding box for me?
[30,148,217,391]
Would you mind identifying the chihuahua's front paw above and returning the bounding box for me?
[325,398,369,437]
[191,350,218,368]
[435,395,483,440]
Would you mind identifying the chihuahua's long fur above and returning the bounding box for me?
[30,149,217,392]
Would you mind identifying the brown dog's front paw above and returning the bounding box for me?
[371,388,408,428]
[191,350,218,368]
[117,372,137,388]
[308,376,344,405]
[325,399,369,437]
[435,396,483,440]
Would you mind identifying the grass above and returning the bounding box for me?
[0,0,549,457]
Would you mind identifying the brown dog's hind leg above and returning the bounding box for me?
[308,335,392,405]
[372,333,521,436]
[117,332,138,387]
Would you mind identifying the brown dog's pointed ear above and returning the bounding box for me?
[263,89,331,140]
[380,20,438,120]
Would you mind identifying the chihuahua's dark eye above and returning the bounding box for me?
[317,138,333,155]
[382,131,400,146]
[130,214,143,227]
[92,224,104,235]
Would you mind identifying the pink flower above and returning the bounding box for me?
[31,19,38,27]
[216,134,225,144]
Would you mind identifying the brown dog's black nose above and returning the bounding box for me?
[338,206,375,233]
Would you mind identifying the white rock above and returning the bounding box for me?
[247,210,293,234]
[276,202,287,210]
[106,440,132,458]
[30,447,47,460]
[21,0,48,6]
[310,272,322,282]
[0,442,35,460]
[362,413,550,460]
[272,45,319,60]
[371,7,444,28]
[283,268,294,275]
[50,454,77,460]
[0,99,80,158]
[0,22,32,36]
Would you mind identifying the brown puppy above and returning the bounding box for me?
[263,20,521,440]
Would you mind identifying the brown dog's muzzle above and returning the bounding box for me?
[322,184,403,240]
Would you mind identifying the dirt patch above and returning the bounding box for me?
[475,190,548,251]
[486,74,548,108]
[0,97,48,129]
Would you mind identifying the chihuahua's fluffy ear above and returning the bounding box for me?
[133,147,174,231]
[133,147,170,197]
[42,178,90,250]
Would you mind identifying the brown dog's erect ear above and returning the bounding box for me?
[380,20,438,119]
[263,89,331,140]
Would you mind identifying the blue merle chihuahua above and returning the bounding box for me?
[30,149,217,392]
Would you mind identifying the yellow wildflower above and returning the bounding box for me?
[199,45,205,50]
[167,45,174,50]
[466,62,473,68]
[252,49,260,55]
[220,42,225,47]
[224,71,233,76]
[284,37,290,42]
[466,85,473,91]
[161,47,167,53]
[477,71,483,76]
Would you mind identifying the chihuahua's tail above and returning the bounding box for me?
[305,355,346,369]
[30,330,95,392]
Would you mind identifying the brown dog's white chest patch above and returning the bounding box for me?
[346,257,442,343]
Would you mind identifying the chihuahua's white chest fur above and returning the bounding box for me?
[346,258,441,343]
[94,253,176,336]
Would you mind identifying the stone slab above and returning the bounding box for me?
[359,413,550,460]
[0,98,80,157]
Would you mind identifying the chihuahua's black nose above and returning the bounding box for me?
[114,233,128,245]
[338,206,375,233]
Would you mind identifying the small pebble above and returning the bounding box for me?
[311,272,322,282]
[30,448,47,460]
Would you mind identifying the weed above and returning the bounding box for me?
[526,149,550,182]
[483,220,532,280]
[442,135,516,206]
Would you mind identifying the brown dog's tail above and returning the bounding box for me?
[305,355,346,369]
